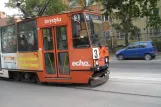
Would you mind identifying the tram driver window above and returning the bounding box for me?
[71,14,90,48]
[18,20,38,52]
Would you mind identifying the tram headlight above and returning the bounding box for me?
[94,59,99,66]
[105,57,109,64]
[96,60,99,66]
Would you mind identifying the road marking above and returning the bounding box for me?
[110,76,161,81]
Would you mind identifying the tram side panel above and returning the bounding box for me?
[0,53,15,78]
[1,52,43,71]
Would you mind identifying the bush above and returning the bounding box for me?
[156,42,161,51]
[153,41,161,51]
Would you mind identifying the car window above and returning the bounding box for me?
[140,42,148,48]
[127,43,139,49]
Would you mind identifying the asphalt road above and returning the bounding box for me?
[0,61,161,107]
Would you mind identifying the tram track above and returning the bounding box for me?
[108,79,161,85]
[64,79,161,99]
[1,77,161,99]
[67,86,161,99]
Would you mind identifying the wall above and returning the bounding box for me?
[0,11,6,18]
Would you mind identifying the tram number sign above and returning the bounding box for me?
[92,48,100,59]
[73,14,80,22]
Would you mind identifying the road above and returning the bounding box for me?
[0,61,161,107]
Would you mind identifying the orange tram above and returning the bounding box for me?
[0,10,110,86]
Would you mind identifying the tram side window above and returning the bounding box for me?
[1,25,17,53]
[71,13,90,48]
[18,20,38,52]
[43,28,53,51]
[56,26,68,50]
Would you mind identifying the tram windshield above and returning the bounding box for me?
[85,13,106,47]
[71,13,90,48]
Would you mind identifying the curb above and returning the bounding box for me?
[109,56,161,64]
[109,60,161,64]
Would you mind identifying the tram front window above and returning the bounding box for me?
[71,13,90,48]
[85,14,106,47]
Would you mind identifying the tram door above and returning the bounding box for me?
[42,26,70,78]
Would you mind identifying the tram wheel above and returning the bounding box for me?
[13,72,21,81]
[34,74,47,85]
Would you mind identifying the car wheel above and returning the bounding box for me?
[144,54,152,60]
[117,54,124,60]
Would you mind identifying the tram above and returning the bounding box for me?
[0,2,110,86]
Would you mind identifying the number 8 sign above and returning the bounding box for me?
[92,48,100,59]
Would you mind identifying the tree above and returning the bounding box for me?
[101,0,159,46]
[112,22,141,41]
[130,25,141,41]
[5,0,67,17]
[6,16,15,24]
[68,0,101,8]
[147,8,161,29]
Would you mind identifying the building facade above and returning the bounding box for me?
[0,11,7,26]
[116,0,161,46]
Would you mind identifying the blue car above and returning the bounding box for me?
[116,41,157,60]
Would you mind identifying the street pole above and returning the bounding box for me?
[146,16,149,40]
[109,16,113,49]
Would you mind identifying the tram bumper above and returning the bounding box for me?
[89,65,110,87]
[90,64,109,72]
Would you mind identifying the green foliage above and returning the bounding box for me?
[101,0,159,46]
[6,16,15,25]
[68,0,99,8]
[112,23,123,32]
[147,8,161,29]
[5,0,67,16]
[156,41,161,51]
[112,22,141,40]
[153,39,161,51]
